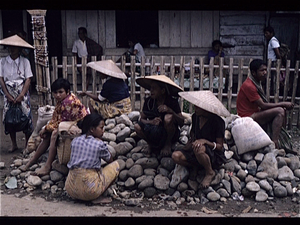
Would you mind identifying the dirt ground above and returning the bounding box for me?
[0,95,300,218]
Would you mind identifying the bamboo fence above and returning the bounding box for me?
[50,55,300,129]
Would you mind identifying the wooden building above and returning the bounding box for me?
[1,10,299,61]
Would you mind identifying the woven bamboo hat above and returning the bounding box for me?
[87,60,127,80]
[179,90,231,117]
[0,34,34,49]
[136,75,183,97]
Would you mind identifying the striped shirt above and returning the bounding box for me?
[67,134,111,169]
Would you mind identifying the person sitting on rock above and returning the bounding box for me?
[236,59,294,149]
[134,75,184,157]
[65,113,120,202]
[79,60,131,119]
[23,78,88,175]
[172,90,230,189]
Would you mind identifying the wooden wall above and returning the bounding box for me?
[219,11,267,63]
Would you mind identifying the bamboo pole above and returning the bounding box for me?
[274,59,281,103]
[170,56,175,81]
[237,58,244,94]
[91,56,97,94]
[179,56,185,110]
[130,55,136,110]
[209,57,214,92]
[218,57,224,101]
[189,56,195,113]
[266,59,272,101]
[283,60,290,101]
[199,57,204,90]
[139,56,145,111]
[62,56,67,79]
[227,58,234,112]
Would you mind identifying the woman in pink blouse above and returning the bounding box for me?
[23,78,88,175]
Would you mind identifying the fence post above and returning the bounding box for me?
[130,55,136,110]
[189,56,195,112]
[227,58,234,112]
[209,57,214,92]
[218,57,224,101]
[91,56,97,94]
[266,59,272,101]
[71,56,77,95]
[237,58,244,94]
[274,59,281,103]
[140,56,146,111]
[283,60,290,101]
[179,56,185,110]
[62,56,68,79]
[199,57,204,90]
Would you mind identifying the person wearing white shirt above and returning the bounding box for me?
[264,26,281,95]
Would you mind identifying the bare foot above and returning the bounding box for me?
[160,145,172,157]
[35,165,51,176]
[200,170,216,189]
[141,145,152,156]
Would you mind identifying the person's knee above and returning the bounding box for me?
[172,151,183,163]
[134,123,141,133]
[277,107,285,118]
[164,114,174,127]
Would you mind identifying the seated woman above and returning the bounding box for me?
[23,78,88,175]
[65,113,120,202]
[79,60,131,119]
[172,91,230,189]
[134,75,184,157]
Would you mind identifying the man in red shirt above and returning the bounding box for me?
[237,59,294,148]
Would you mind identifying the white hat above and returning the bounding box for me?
[179,90,231,117]
[0,35,34,49]
[136,75,183,97]
[87,60,127,80]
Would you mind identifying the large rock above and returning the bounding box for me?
[277,166,294,181]
[170,164,189,188]
[114,142,133,156]
[160,157,176,172]
[154,174,170,190]
[26,175,43,186]
[257,152,278,179]
[135,157,159,169]
[116,127,131,142]
[102,132,117,142]
[127,164,143,178]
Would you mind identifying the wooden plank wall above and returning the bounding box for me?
[159,11,218,48]
[219,11,266,63]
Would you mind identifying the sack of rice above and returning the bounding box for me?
[231,117,272,155]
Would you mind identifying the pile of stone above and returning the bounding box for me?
[5,112,300,205]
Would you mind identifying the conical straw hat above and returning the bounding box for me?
[87,60,127,80]
[0,35,34,49]
[136,75,183,97]
[179,90,231,117]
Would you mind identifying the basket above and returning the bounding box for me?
[57,121,82,165]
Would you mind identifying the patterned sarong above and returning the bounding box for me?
[90,97,131,119]
[2,81,33,135]
[65,160,119,201]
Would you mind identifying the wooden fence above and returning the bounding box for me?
[50,55,300,129]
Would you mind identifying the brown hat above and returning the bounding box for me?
[0,34,34,49]
[136,75,183,97]
[179,90,231,117]
[87,60,127,80]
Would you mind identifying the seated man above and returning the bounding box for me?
[236,59,294,149]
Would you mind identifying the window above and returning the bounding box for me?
[116,10,159,48]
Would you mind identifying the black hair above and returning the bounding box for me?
[78,27,87,34]
[264,26,275,34]
[79,113,104,134]
[250,59,267,73]
[212,40,222,48]
[51,78,71,93]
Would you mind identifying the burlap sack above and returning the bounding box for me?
[57,121,82,165]
[231,117,273,155]
[26,105,55,153]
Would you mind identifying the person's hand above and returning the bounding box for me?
[158,104,171,114]
[78,91,87,97]
[282,102,294,110]
[6,94,15,103]
[151,117,162,126]
[192,139,207,153]
[14,94,24,104]
[39,128,47,139]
